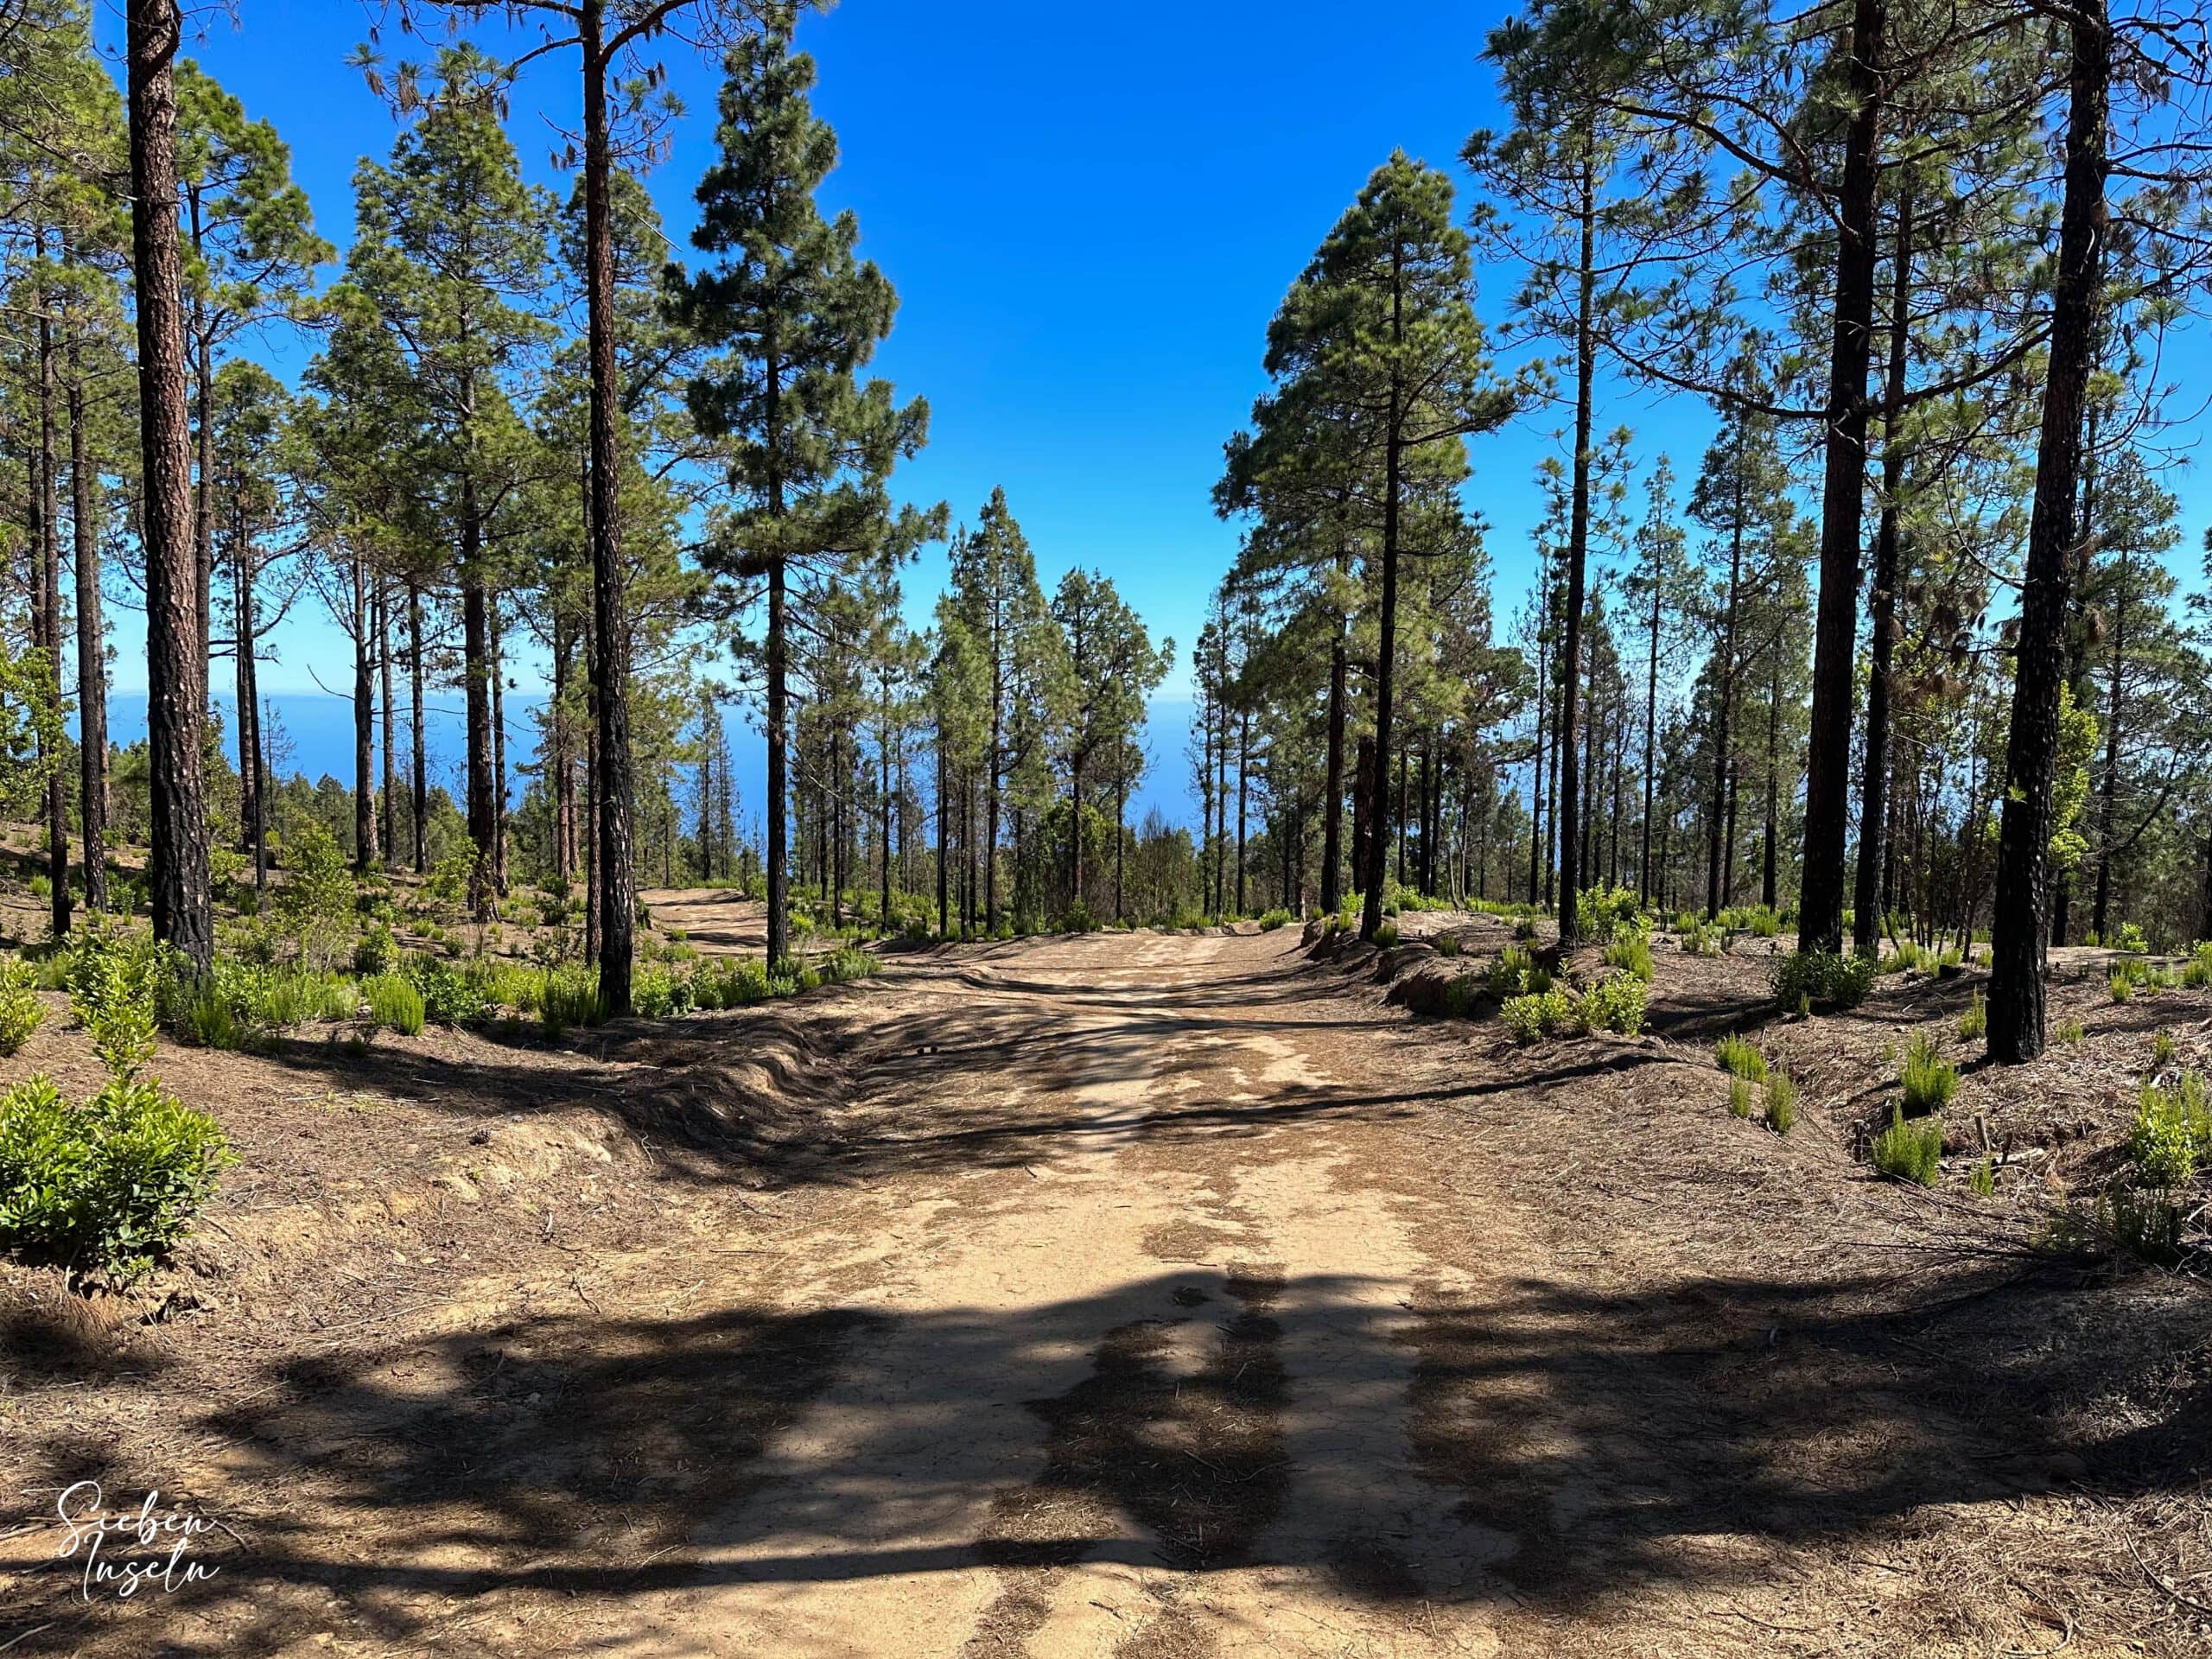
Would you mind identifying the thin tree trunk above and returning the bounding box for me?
[353,559,378,874]
[1555,156,1597,944]
[1320,557,1349,914]
[409,582,427,874]
[67,335,106,913]
[2090,533,2128,940]
[1855,188,1913,956]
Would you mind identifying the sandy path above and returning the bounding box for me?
[593,929,1509,1659]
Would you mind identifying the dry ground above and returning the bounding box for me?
[3,917,2210,1657]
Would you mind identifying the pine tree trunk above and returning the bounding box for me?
[353,558,378,873]
[582,0,636,1013]
[1798,0,1888,956]
[130,0,213,975]
[409,582,427,874]
[34,255,68,938]
[378,577,397,867]
[1362,247,1407,944]
[1855,189,1913,957]
[1988,0,2107,1063]
[67,337,107,914]
[1555,159,1598,945]
[1707,479,1743,921]
[2090,537,2127,941]
[1320,563,1349,914]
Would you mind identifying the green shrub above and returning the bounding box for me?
[630,965,694,1019]
[183,991,246,1052]
[2094,1187,2185,1266]
[539,967,605,1036]
[1436,933,1461,957]
[2115,922,2149,955]
[398,954,489,1027]
[2128,1073,2212,1189]
[693,958,775,1008]
[365,975,426,1036]
[1577,884,1643,939]
[817,944,878,985]
[1958,990,1986,1042]
[1872,1105,1942,1184]
[1777,949,1874,1012]
[2154,1028,2177,1068]
[0,959,45,1057]
[353,924,398,978]
[1679,918,1722,957]
[2183,942,2212,989]
[2109,970,2134,1004]
[1899,1031,1958,1117]
[1714,1034,1767,1083]
[1727,1077,1754,1118]
[2058,1017,2087,1045]
[1502,987,1576,1044]
[67,922,160,1079]
[1373,920,1400,949]
[1256,908,1294,931]
[0,1072,233,1276]
[1764,1072,1798,1135]
[1486,944,1550,999]
[283,822,359,971]
[1576,972,1647,1035]
[1968,1157,1996,1197]
[1440,973,1483,1018]
[1601,934,1654,982]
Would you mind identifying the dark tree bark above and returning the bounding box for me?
[1359,325,1404,938]
[1797,0,1888,956]
[353,559,378,874]
[130,0,213,974]
[1855,190,1913,957]
[34,247,68,938]
[408,582,428,874]
[582,0,637,1012]
[378,577,397,868]
[1988,0,2108,1063]
[1320,562,1349,914]
[67,335,106,914]
[1554,154,1598,945]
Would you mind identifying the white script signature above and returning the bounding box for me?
[51,1482,222,1601]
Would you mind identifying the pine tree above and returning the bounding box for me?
[671,19,937,968]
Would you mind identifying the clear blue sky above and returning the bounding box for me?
[105,0,1662,698]
[97,2,2208,821]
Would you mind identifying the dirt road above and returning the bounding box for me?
[6,923,2201,1657]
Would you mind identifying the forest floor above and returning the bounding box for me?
[4,912,2212,1657]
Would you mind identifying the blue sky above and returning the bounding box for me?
[96,2,2207,823]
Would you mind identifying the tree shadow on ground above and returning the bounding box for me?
[11,1257,2204,1656]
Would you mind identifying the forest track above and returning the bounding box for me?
[6,923,2205,1658]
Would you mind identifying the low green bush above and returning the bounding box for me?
[1968,1157,1996,1197]
[0,958,44,1057]
[2154,1028,2177,1068]
[693,958,775,1008]
[2115,922,2149,955]
[1764,1071,1798,1135]
[1727,1077,1754,1118]
[540,967,606,1036]
[1899,1031,1958,1117]
[399,954,490,1027]
[1485,944,1550,999]
[1436,932,1461,957]
[2183,942,2212,989]
[1714,1034,1767,1083]
[365,975,426,1036]
[1776,949,1873,1012]
[0,1072,233,1276]
[1373,920,1400,949]
[67,922,161,1079]
[1575,972,1647,1035]
[2110,971,2136,1005]
[2129,1072,2212,1189]
[1958,989,1986,1042]
[1601,934,1654,982]
[1502,987,1576,1044]
[1872,1104,1942,1185]
[1256,908,1294,931]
